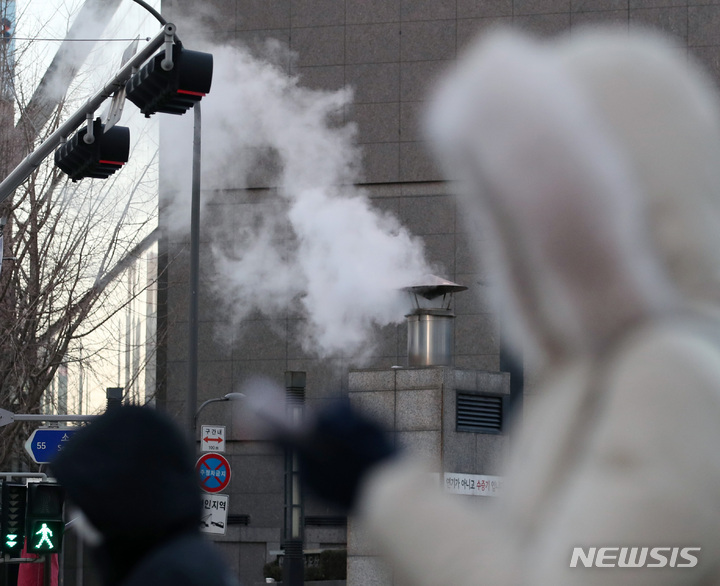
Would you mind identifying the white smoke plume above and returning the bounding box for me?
[162,40,432,360]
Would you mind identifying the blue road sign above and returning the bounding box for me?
[196,453,231,493]
[24,428,78,464]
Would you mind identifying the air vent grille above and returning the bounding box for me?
[456,392,503,434]
[227,514,250,526]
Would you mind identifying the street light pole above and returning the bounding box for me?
[194,393,245,431]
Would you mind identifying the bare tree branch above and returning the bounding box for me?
[0,2,160,470]
[16,0,123,138]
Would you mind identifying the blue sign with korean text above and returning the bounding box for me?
[24,428,78,464]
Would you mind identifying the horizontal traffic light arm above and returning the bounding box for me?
[0,22,174,204]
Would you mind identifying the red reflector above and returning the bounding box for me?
[177,89,206,97]
[98,160,125,166]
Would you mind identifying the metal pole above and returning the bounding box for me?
[0,414,99,428]
[194,394,244,432]
[499,295,523,439]
[187,102,202,438]
[284,372,306,586]
[194,397,225,431]
[6,415,98,423]
[0,473,47,480]
[0,23,174,204]
[43,556,50,586]
[76,538,83,586]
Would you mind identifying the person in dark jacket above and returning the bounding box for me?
[51,405,239,586]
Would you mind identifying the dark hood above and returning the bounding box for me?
[51,406,201,542]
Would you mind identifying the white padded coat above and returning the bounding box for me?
[355,27,720,586]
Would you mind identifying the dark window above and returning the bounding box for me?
[456,392,504,434]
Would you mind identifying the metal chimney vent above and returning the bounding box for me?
[456,392,504,434]
[405,276,467,367]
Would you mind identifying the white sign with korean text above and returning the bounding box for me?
[200,493,229,535]
[443,472,502,497]
[201,425,226,453]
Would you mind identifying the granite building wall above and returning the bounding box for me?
[157,2,720,584]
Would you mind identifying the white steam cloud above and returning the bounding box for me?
[163,40,432,360]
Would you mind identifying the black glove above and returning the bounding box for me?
[285,400,398,512]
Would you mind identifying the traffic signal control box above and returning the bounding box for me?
[54,118,130,182]
[126,43,213,117]
[26,483,65,554]
[1,482,27,555]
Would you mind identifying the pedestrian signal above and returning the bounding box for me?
[26,483,65,554]
[1,482,27,555]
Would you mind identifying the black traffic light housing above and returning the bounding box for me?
[54,118,130,182]
[26,482,65,554]
[125,42,213,118]
[1,482,27,555]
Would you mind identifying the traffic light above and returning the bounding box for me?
[1,482,27,555]
[125,43,213,117]
[54,118,130,182]
[26,483,65,554]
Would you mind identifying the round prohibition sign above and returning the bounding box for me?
[196,453,231,493]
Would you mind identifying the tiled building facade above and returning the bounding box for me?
[156,2,720,585]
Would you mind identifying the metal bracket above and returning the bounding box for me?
[0,408,14,427]
[161,23,176,71]
[83,113,95,145]
[0,472,48,480]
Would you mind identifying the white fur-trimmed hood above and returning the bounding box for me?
[427,27,720,369]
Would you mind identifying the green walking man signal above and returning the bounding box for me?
[27,520,64,553]
[35,523,53,548]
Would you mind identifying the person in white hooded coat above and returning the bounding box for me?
[344,26,720,585]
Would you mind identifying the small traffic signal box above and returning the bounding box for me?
[26,483,65,554]
[54,118,130,182]
[1,482,27,555]
[125,43,213,117]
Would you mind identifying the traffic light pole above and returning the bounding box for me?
[0,409,98,428]
[187,102,201,440]
[0,23,174,204]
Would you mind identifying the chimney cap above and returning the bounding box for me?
[404,275,468,300]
